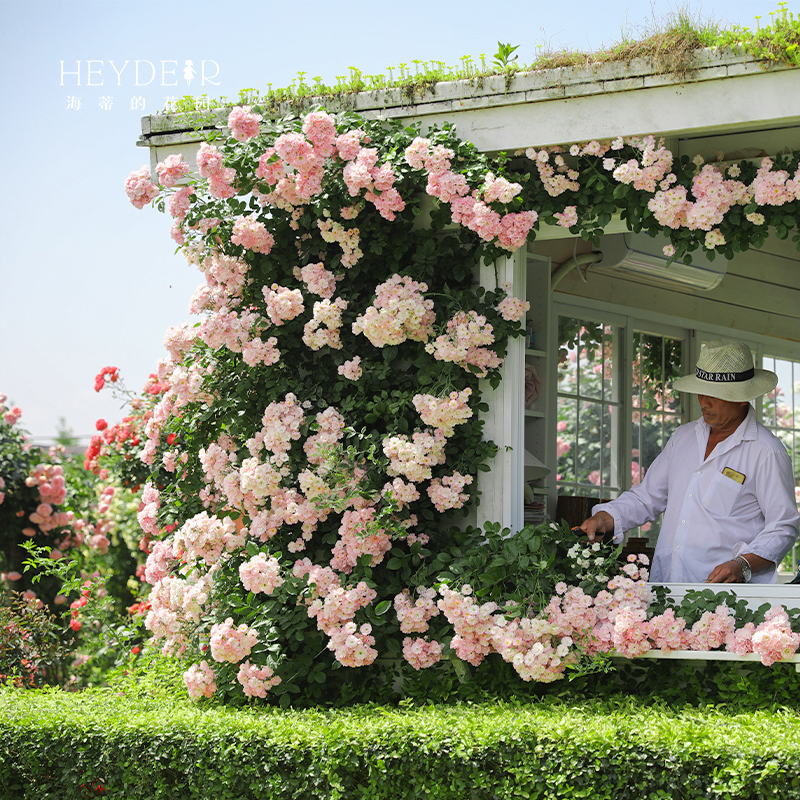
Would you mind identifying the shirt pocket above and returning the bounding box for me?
[701,471,745,518]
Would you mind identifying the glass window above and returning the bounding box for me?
[629,331,683,545]
[556,316,622,500]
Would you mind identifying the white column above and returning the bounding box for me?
[476,250,526,533]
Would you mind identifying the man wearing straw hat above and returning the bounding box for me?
[579,339,799,583]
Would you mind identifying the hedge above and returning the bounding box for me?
[3,684,800,799]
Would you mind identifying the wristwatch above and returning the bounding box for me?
[733,555,752,583]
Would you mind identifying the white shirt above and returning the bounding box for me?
[593,406,799,583]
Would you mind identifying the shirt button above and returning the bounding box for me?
[688,494,692,497]
[682,520,686,524]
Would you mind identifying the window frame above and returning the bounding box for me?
[552,300,689,500]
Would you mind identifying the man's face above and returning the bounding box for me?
[697,394,749,432]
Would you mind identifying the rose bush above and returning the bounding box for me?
[0,391,148,688]
[116,106,800,705]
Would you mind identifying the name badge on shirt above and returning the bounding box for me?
[722,466,745,484]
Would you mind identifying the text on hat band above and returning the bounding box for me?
[695,367,755,383]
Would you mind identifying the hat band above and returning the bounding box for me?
[695,366,755,383]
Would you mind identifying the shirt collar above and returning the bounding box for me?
[697,403,755,456]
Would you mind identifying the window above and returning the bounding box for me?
[555,308,685,546]
[556,316,622,501]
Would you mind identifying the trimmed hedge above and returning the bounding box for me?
[3,686,800,799]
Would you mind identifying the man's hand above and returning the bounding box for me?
[578,511,614,543]
[705,560,744,583]
[706,553,773,583]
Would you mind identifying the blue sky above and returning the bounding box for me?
[0,0,786,445]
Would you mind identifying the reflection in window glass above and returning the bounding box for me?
[630,332,683,545]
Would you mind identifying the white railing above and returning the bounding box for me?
[618,582,800,671]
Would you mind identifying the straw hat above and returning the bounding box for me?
[672,339,778,402]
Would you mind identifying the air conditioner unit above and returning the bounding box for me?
[594,232,726,291]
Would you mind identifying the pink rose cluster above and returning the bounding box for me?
[553,205,578,229]
[647,164,745,237]
[144,539,177,585]
[525,146,582,197]
[124,166,160,209]
[227,105,262,142]
[184,660,217,700]
[196,142,237,199]
[342,146,406,220]
[605,135,673,193]
[136,482,161,536]
[317,218,363,267]
[425,310,502,377]
[156,154,191,188]
[327,621,378,667]
[352,274,435,348]
[26,463,67,506]
[337,356,363,381]
[402,637,444,670]
[262,284,305,325]
[1,395,22,426]
[303,407,346,465]
[406,137,537,250]
[172,511,246,566]
[303,297,348,350]
[239,552,283,595]
[427,472,473,512]
[249,110,405,223]
[168,190,194,242]
[247,394,306,465]
[209,617,258,663]
[751,157,800,206]
[231,214,275,255]
[298,558,379,667]
[330,508,392,573]
[412,388,473,437]
[293,261,338,299]
[146,571,215,656]
[237,661,281,697]
[383,428,447,483]
[496,295,530,322]
[381,477,420,509]
[25,463,74,534]
[394,587,440,634]
[482,172,523,204]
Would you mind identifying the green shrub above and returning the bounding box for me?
[3,684,800,799]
